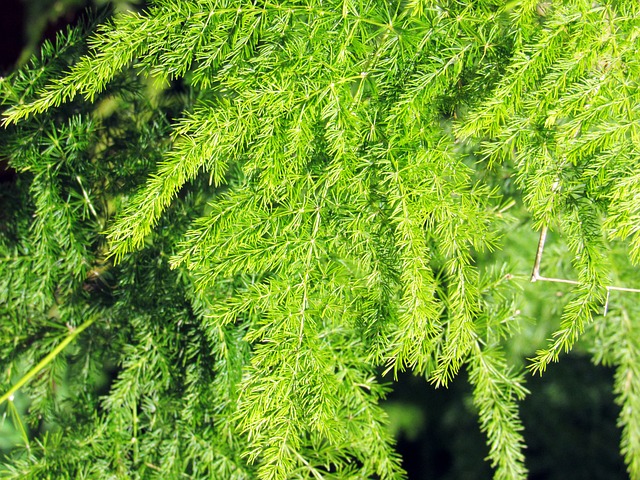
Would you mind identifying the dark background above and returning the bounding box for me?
[0,0,25,72]
[387,358,626,480]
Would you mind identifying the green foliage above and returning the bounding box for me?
[1,0,640,479]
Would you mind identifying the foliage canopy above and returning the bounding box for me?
[1,0,640,478]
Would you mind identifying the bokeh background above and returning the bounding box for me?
[0,2,631,478]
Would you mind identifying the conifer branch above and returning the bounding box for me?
[468,346,528,480]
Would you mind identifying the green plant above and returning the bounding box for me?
[1,1,639,478]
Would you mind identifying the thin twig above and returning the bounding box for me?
[534,275,578,286]
[529,226,640,315]
[76,175,99,222]
[0,316,97,406]
[530,224,549,282]
[605,285,640,294]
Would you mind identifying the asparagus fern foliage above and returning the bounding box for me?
[1,1,639,478]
